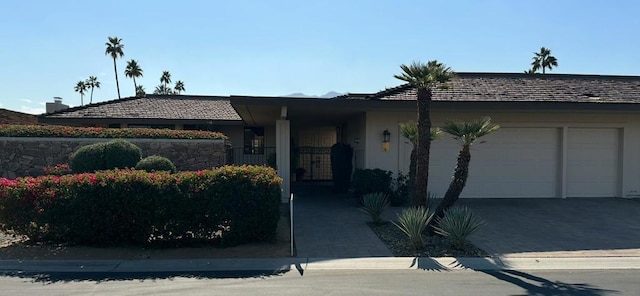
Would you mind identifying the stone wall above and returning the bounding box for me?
[0,137,229,178]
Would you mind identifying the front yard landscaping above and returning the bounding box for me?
[369,221,487,257]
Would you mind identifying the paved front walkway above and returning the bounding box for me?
[292,186,392,258]
[459,198,640,257]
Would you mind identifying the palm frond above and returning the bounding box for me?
[441,117,500,146]
[394,60,455,89]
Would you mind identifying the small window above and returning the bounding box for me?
[183,124,218,131]
[127,124,175,130]
[244,127,264,155]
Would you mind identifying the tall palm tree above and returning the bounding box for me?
[135,85,146,97]
[74,80,88,106]
[531,47,558,74]
[395,60,455,207]
[433,117,500,220]
[85,76,100,104]
[400,122,442,205]
[160,71,171,90]
[124,59,143,94]
[174,80,185,94]
[105,36,125,99]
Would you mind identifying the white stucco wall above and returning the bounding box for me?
[363,109,640,198]
[345,113,367,169]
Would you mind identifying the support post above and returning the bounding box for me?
[276,119,291,203]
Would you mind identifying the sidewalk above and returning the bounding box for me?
[2,256,640,274]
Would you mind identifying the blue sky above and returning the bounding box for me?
[1,0,639,114]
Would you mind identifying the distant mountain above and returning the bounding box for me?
[283,91,343,98]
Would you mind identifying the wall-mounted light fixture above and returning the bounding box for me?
[382,129,390,152]
[353,137,360,145]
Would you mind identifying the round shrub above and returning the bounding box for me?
[70,142,106,173]
[103,139,142,170]
[70,139,142,173]
[135,155,177,173]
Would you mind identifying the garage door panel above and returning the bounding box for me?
[567,128,619,197]
[428,127,559,198]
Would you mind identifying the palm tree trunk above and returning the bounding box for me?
[413,87,432,207]
[408,147,417,204]
[434,145,471,220]
[113,58,121,99]
[80,94,84,106]
[89,87,94,104]
[133,77,137,95]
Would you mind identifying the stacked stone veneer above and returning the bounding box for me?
[0,137,229,178]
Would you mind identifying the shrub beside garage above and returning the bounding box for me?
[0,165,282,247]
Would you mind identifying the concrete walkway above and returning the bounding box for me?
[292,186,392,258]
[459,198,640,257]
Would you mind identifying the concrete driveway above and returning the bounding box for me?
[458,198,640,257]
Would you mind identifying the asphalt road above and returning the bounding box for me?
[0,269,637,296]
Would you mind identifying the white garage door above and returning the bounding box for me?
[567,128,620,197]
[424,128,560,198]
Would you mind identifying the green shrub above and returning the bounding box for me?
[392,206,434,250]
[0,166,282,247]
[70,142,106,173]
[352,169,392,204]
[360,192,389,225]
[70,140,141,173]
[103,139,142,169]
[433,206,485,249]
[0,124,227,140]
[390,172,409,206]
[135,156,177,173]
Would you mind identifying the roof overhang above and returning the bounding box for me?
[230,96,640,126]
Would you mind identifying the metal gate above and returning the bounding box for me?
[298,146,332,180]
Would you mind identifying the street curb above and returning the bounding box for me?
[1,256,639,273]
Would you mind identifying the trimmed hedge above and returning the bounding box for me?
[70,140,142,173]
[135,156,177,173]
[0,124,227,140]
[0,166,282,247]
[352,169,393,204]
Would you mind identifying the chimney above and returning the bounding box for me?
[46,97,69,113]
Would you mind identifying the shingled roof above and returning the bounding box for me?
[41,95,242,121]
[338,73,640,104]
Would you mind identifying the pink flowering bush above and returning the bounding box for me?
[0,124,227,140]
[0,166,281,246]
[43,163,72,176]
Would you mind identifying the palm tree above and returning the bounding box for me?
[160,71,171,89]
[153,84,172,95]
[395,60,455,207]
[86,76,100,104]
[124,59,143,94]
[105,36,125,99]
[400,122,442,205]
[524,68,536,74]
[174,80,185,94]
[531,47,558,74]
[433,117,500,220]
[74,80,88,106]
[135,85,146,97]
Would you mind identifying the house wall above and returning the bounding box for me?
[364,109,640,198]
[0,137,228,178]
[345,113,367,169]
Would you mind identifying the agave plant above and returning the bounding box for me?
[433,206,485,249]
[392,206,434,250]
[361,192,389,225]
